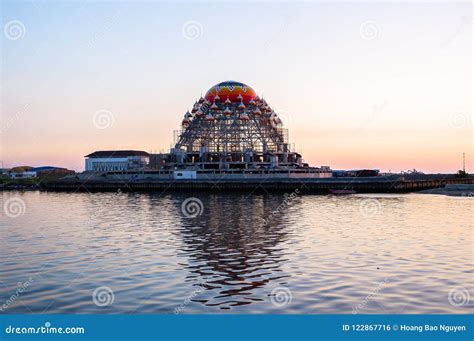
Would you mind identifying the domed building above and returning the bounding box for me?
[163,80,332,178]
[175,80,286,155]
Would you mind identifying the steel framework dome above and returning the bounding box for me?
[175,81,290,154]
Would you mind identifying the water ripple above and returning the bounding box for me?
[0,191,472,314]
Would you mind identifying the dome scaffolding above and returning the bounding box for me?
[169,81,306,169]
[174,81,290,154]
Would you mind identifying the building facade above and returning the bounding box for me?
[85,151,150,172]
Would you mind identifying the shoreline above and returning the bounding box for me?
[38,175,474,194]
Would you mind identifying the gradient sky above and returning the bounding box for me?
[1,1,472,172]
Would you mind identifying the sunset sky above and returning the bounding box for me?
[1,1,472,172]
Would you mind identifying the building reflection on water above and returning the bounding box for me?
[171,193,297,309]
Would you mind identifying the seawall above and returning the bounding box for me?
[41,176,474,194]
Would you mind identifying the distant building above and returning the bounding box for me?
[29,166,74,177]
[10,166,74,178]
[0,168,10,176]
[85,150,150,172]
[332,169,380,177]
[10,172,36,179]
[9,166,34,178]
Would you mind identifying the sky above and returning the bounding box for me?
[1,0,472,173]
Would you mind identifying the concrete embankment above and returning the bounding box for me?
[42,175,474,194]
[418,184,474,197]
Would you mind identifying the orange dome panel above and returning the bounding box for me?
[205,81,257,104]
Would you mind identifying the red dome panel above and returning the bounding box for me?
[205,81,257,104]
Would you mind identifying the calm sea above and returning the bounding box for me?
[1,191,472,314]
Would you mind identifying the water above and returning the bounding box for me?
[1,191,472,314]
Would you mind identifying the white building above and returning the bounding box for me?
[85,150,150,172]
[10,172,37,178]
[173,170,197,179]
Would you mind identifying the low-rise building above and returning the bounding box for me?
[0,168,10,176]
[332,169,380,177]
[10,166,74,178]
[85,150,150,172]
[9,166,34,178]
